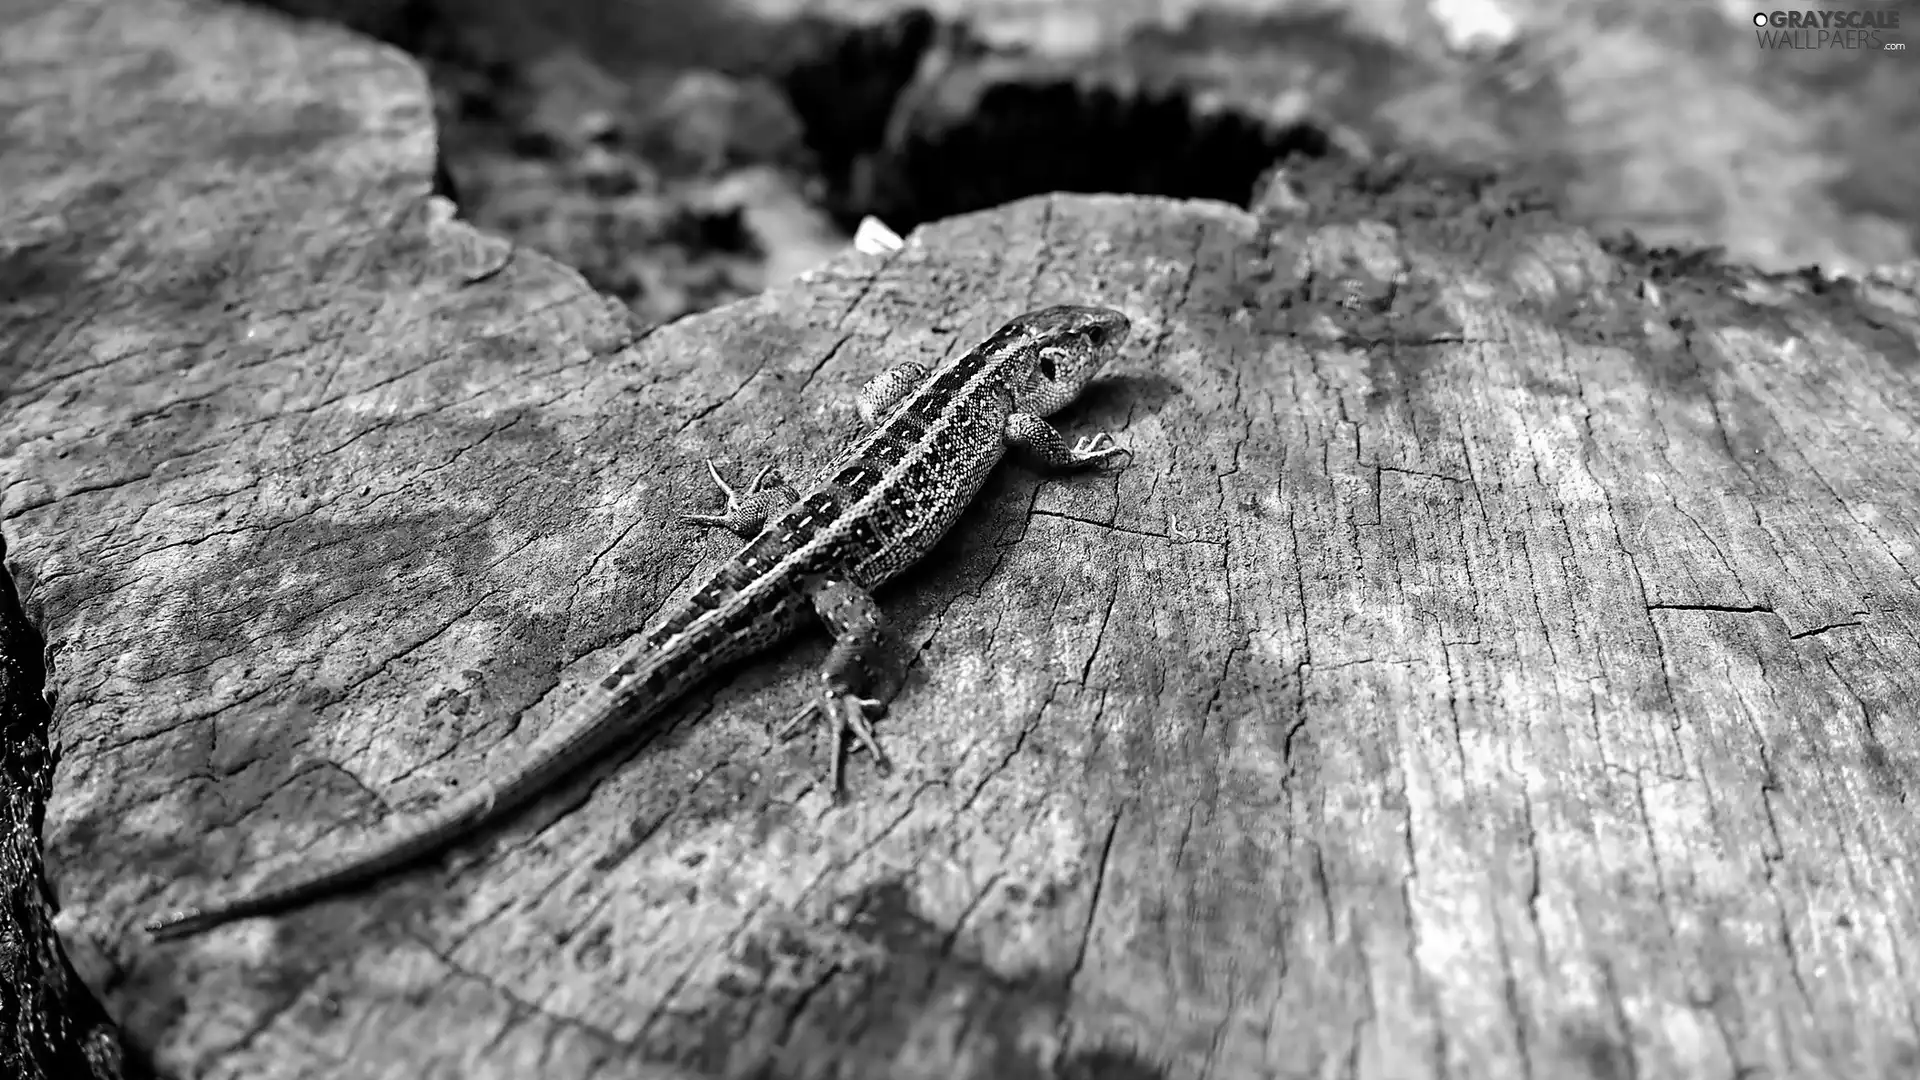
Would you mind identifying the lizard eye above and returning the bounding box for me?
[1084,324,1109,349]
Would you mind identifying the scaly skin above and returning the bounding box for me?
[146,304,1133,939]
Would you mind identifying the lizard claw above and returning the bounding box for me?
[683,460,790,536]
[775,692,888,799]
[744,463,787,495]
[1071,432,1132,468]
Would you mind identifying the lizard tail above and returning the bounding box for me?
[145,623,746,940]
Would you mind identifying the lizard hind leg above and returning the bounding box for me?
[776,576,891,799]
[682,458,797,540]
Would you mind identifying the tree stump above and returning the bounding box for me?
[4,1,1918,1079]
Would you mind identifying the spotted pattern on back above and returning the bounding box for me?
[799,490,842,524]
[740,528,798,574]
[864,434,911,468]
[833,462,884,500]
[927,364,973,399]
[888,412,928,442]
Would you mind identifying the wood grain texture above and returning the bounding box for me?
[5,2,1920,1079]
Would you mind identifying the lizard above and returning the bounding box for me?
[146,303,1134,940]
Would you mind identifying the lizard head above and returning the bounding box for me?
[1002,304,1132,415]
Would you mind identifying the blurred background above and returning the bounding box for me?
[261,0,1920,325]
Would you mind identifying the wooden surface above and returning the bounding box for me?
[5,1,1920,1078]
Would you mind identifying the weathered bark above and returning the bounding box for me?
[3,2,1919,1080]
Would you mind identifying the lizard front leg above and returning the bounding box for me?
[1004,413,1133,469]
[857,361,928,427]
[682,458,797,540]
[776,575,890,798]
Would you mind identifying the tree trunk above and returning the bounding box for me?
[4,2,1918,1079]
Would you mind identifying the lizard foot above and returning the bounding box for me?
[775,692,888,799]
[682,459,791,539]
[1070,431,1133,468]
